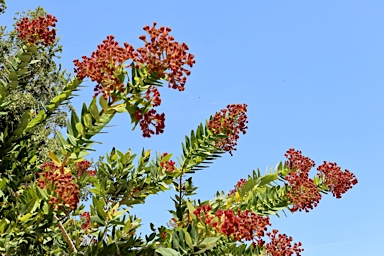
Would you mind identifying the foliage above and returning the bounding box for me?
[0,4,358,256]
[0,7,70,164]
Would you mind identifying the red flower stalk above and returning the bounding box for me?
[265,229,303,256]
[135,22,195,91]
[16,14,57,46]
[317,161,358,198]
[73,35,135,99]
[208,104,248,155]
[160,153,176,172]
[38,163,79,210]
[134,109,165,138]
[284,149,321,212]
[228,178,247,196]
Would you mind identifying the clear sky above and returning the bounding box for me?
[2,1,384,255]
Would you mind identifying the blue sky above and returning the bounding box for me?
[3,1,384,255]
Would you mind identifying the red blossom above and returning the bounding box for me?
[73,35,135,99]
[38,163,79,210]
[193,206,270,245]
[145,86,162,107]
[285,172,321,212]
[87,170,97,176]
[16,14,57,46]
[135,109,165,138]
[228,178,247,196]
[76,160,91,176]
[80,212,91,230]
[193,204,214,224]
[135,22,195,91]
[317,161,358,198]
[265,229,304,256]
[284,149,321,212]
[215,209,271,244]
[76,160,96,177]
[160,153,176,172]
[208,104,248,155]
[285,148,315,173]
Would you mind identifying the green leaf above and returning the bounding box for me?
[75,122,85,137]
[25,110,47,133]
[123,218,131,233]
[27,45,38,53]
[160,153,172,163]
[13,111,30,136]
[0,218,10,233]
[56,131,68,148]
[198,237,220,248]
[19,53,32,63]
[184,231,193,249]
[155,248,181,256]
[9,71,18,81]
[90,216,106,226]
[95,198,107,221]
[259,174,278,186]
[99,96,109,111]
[29,59,40,65]
[0,178,6,190]
[42,202,50,215]
[18,213,32,223]
[83,113,93,128]
[49,151,61,166]
[88,188,101,196]
[9,80,18,89]
[16,68,28,75]
[89,98,100,122]
[36,186,48,200]
[29,155,37,163]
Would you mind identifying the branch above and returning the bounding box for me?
[55,216,77,253]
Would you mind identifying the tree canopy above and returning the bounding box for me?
[0,4,357,255]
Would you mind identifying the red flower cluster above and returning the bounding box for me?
[73,35,135,99]
[133,85,165,137]
[284,149,321,212]
[76,160,96,177]
[193,204,214,224]
[285,148,315,172]
[193,205,270,245]
[16,14,57,46]
[285,173,321,212]
[38,163,79,210]
[134,109,165,138]
[265,229,303,256]
[160,153,176,172]
[193,205,303,253]
[215,209,271,243]
[317,161,358,198]
[145,86,162,107]
[136,22,195,91]
[228,178,247,196]
[80,212,91,230]
[208,104,248,155]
